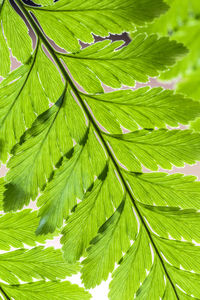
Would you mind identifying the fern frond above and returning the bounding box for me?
[3,86,86,211]
[27,0,168,53]
[36,125,107,234]
[1,281,91,300]
[83,87,200,132]
[0,41,63,162]
[60,35,187,93]
[0,246,79,284]
[0,209,51,250]
[0,206,90,299]
[1,0,200,299]
[0,0,32,75]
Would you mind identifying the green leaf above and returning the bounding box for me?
[0,42,63,162]
[140,204,200,243]
[135,257,165,300]
[0,0,32,68]
[0,208,90,299]
[0,209,50,250]
[109,227,154,300]
[0,246,79,284]
[2,281,91,300]
[106,129,200,172]
[177,68,200,101]
[135,0,200,80]
[0,29,10,77]
[36,125,107,234]
[0,178,5,210]
[81,198,137,288]
[4,86,86,211]
[83,87,200,132]
[125,172,200,209]
[61,163,123,263]
[61,34,187,93]
[29,0,168,52]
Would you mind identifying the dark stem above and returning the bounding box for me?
[12,1,180,298]
[0,286,11,300]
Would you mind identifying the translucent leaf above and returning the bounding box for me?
[0,247,78,284]
[61,163,123,263]
[36,126,107,234]
[106,129,200,172]
[109,227,153,300]
[0,0,32,69]
[125,172,200,209]
[1,281,91,300]
[81,198,137,288]
[0,29,10,77]
[0,42,63,162]
[84,87,200,132]
[30,0,168,52]
[0,209,51,250]
[61,34,187,93]
[4,87,86,211]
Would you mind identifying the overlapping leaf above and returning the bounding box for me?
[136,0,200,79]
[1,1,200,299]
[0,207,90,300]
[0,209,49,250]
[60,34,187,93]
[0,41,63,162]
[4,86,86,211]
[28,0,168,53]
[36,124,107,234]
[0,0,32,76]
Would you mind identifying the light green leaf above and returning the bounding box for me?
[0,246,79,284]
[135,257,165,300]
[61,34,187,93]
[109,227,153,300]
[36,125,107,234]
[81,198,137,288]
[0,29,10,77]
[0,178,5,210]
[0,209,50,250]
[0,0,32,67]
[140,204,200,243]
[177,68,200,101]
[0,42,63,162]
[61,163,123,263]
[137,0,200,80]
[106,129,200,172]
[2,281,91,300]
[4,86,86,211]
[84,87,200,132]
[29,0,168,53]
[156,237,200,274]
[125,172,200,209]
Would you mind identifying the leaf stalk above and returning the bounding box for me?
[12,1,180,298]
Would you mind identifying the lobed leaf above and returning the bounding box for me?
[0,0,32,74]
[0,42,63,162]
[106,129,200,171]
[61,34,187,93]
[0,246,79,284]
[29,0,168,52]
[1,281,91,300]
[36,125,107,234]
[4,86,86,211]
[61,163,123,263]
[83,87,200,132]
[0,209,51,250]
